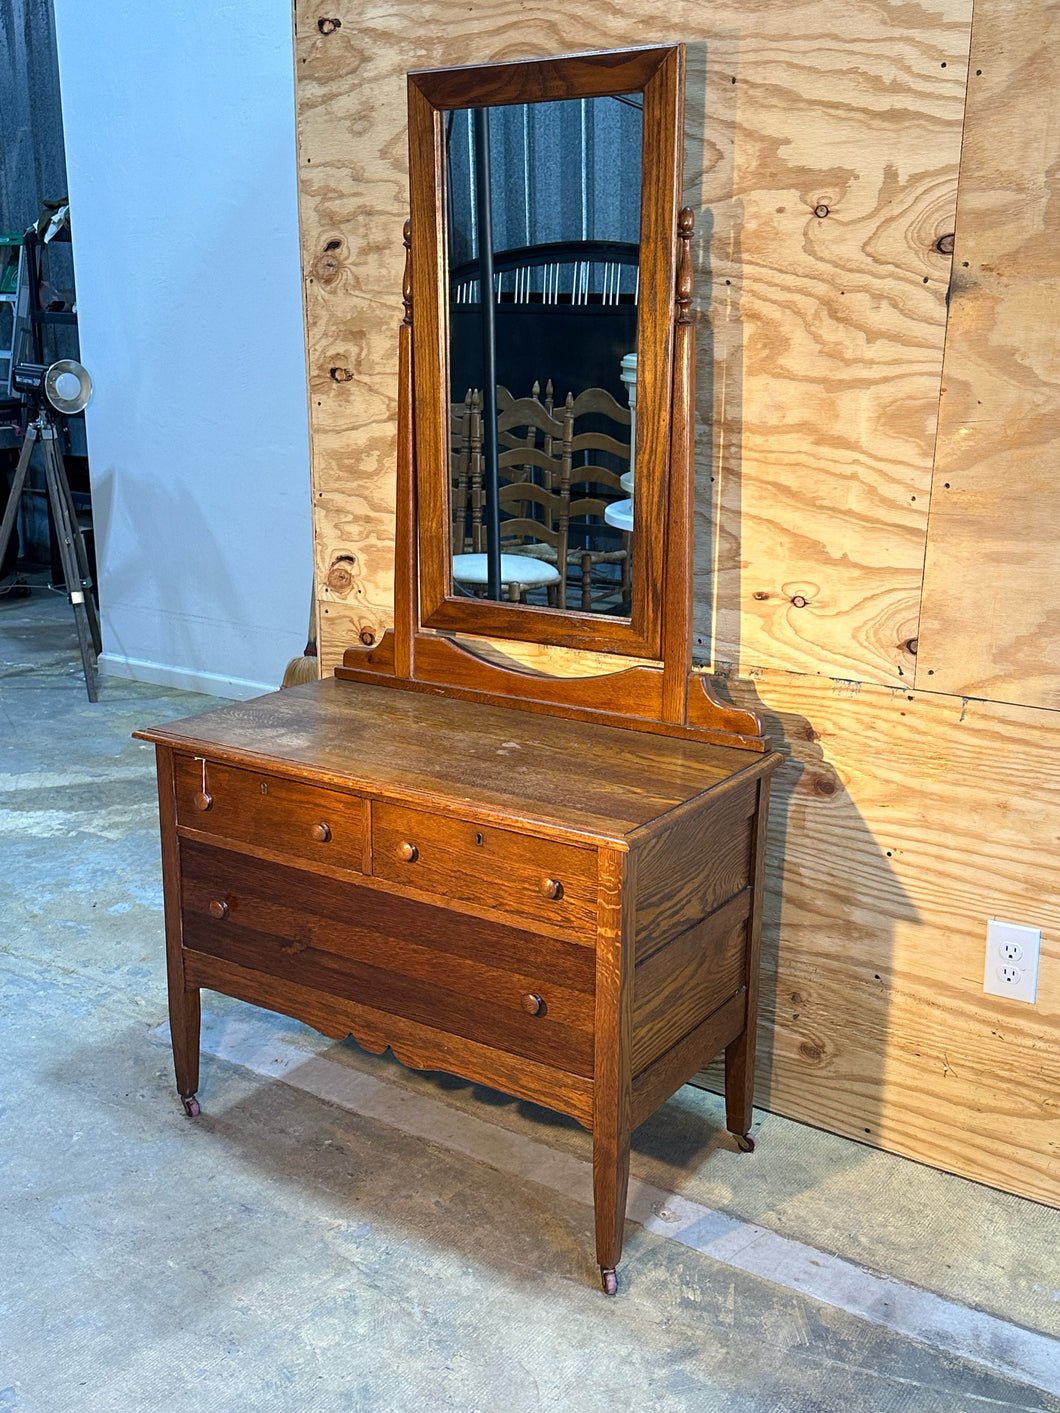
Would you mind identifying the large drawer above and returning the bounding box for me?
[174,755,366,872]
[179,839,597,1077]
[371,801,598,938]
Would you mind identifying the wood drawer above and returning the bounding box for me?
[370,801,598,937]
[174,756,365,871]
[179,839,596,1077]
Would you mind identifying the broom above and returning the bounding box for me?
[282,582,319,687]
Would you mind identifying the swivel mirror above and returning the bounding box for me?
[408,46,683,659]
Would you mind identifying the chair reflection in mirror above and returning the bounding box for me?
[564,384,632,612]
[452,389,568,605]
[452,372,634,613]
[450,388,480,552]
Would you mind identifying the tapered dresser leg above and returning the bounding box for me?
[725,775,773,1153]
[593,1125,631,1295]
[171,984,202,1116]
[724,1027,755,1151]
[593,846,633,1294]
[155,744,203,1117]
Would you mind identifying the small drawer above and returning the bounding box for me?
[179,839,596,1076]
[174,756,365,871]
[371,802,598,937]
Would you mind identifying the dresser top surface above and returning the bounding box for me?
[136,676,776,840]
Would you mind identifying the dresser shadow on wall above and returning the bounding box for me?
[680,677,922,1217]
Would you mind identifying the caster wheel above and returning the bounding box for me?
[732,1131,755,1153]
[181,1095,201,1118]
[600,1268,619,1297]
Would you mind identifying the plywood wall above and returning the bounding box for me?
[916,0,1060,710]
[293,0,1060,1208]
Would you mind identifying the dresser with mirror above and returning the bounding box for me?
[137,43,783,1295]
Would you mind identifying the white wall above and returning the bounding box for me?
[53,0,312,698]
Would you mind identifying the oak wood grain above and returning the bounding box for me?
[145,673,778,1280]
[182,839,596,1075]
[184,947,596,1128]
[724,775,770,1136]
[630,990,745,1128]
[137,676,772,840]
[181,836,595,990]
[339,632,769,749]
[173,754,368,873]
[176,823,593,945]
[633,781,755,961]
[371,800,598,938]
[631,891,749,1074]
[661,208,696,720]
[591,845,632,1273]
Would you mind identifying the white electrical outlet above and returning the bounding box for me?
[984,920,1040,1003]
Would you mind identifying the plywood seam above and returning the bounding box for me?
[913,4,979,696]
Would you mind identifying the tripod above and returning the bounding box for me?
[0,409,102,700]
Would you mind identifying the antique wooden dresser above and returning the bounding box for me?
[137,43,783,1293]
[138,677,778,1294]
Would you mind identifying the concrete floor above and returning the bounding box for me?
[2,584,1059,1413]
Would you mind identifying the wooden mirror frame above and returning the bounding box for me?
[410,45,683,660]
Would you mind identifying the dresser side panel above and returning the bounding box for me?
[634,781,756,962]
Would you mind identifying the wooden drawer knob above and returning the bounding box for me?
[521,993,545,1016]
[399,841,419,862]
[208,899,229,920]
[311,822,332,843]
[541,878,562,900]
[195,791,213,811]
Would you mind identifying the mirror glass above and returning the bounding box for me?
[446,96,642,617]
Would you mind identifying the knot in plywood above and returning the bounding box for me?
[326,553,358,597]
[315,241,346,285]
